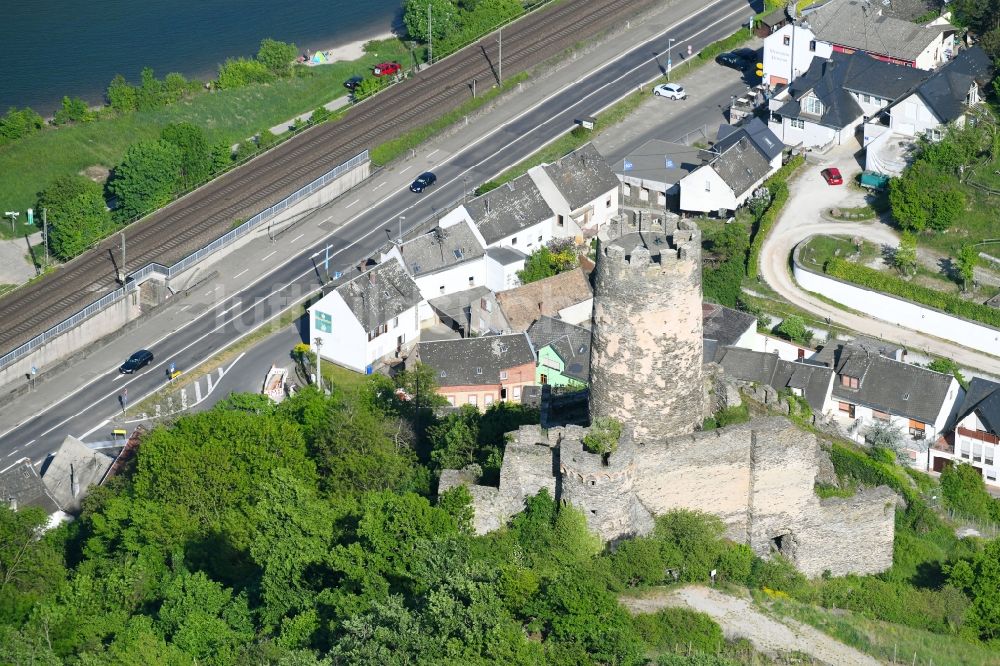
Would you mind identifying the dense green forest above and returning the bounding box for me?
[1,367,999,664]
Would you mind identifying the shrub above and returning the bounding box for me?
[106,74,138,113]
[749,555,806,595]
[697,28,752,62]
[774,315,811,344]
[746,156,803,277]
[517,241,578,284]
[702,257,744,308]
[217,57,274,89]
[610,537,667,587]
[823,257,1000,329]
[0,107,45,146]
[715,543,753,585]
[256,38,298,77]
[633,607,725,655]
[817,577,969,634]
[940,463,1000,523]
[582,417,622,455]
[53,96,94,125]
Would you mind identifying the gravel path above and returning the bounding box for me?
[621,585,880,666]
[0,232,40,286]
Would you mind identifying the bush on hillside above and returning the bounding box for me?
[0,107,44,146]
[940,463,1000,523]
[746,155,802,278]
[633,608,725,655]
[217,57,274,89]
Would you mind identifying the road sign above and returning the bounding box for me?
[169,362,176,374]
[315,310,333,333]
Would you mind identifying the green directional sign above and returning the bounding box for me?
[315,310,332,333]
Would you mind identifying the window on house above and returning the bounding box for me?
[447,395,455,406]
[439,285,445,294]
[657,192,666,206]
[511,237,517,245]
[873,410,890,422]
[790,118,805,129]
[606,198,612,208]
[908,420,926,437]
[513,386,521,399]
[469,395,477,406]
[809,40,816,51]
[540,373,548,385]
[803,96,823,115]
[838,402,855,418]
[393,317,398,328]
[840,375,859,389]
[475,367,483,375]
[469,276,474,285]
[927,128,942,141]
[538,235,543,242]
[557,215,565,227]
[704,180,711,192]
[499,370,508,380]
[485,394,494,405]
[862,94,871,104]
[783,35,791,46]
[639,188,649,201]
[623,184,631,196]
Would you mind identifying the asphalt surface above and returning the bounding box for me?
[0,0,754,463]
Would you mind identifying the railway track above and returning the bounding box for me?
[0,0,657,355]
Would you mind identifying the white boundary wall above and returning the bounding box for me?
[792,246,1000,356]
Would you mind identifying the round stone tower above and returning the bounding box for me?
[589,219,704,443]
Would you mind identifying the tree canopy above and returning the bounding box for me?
[36,175,114,260]
[108,139,182,220]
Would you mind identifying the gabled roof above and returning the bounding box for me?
[910,47,994,123]
[0,459,60,514]
[496,269,593,332]
[777,51,926,129]
[527,316,592,383]
[415,333,536,387]
[807,0,952,62]
[332,258,422,333]
[821,343,955,423]
[703,303,757,361]
[539,143,620,210]
[716,118,784,163]
[955,377,1000,435]
[428,286,493,319]
[710,136,773,197]
[41,435,113,514]
[465,174,554,245]
[719,346,835,411]
[616,139,704,187]
[395,221,485,277]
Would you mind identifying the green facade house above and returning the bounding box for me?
[527,316,591,388]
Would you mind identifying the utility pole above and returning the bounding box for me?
[428,3,433,65]
[314,337,323,393]
[498,29,503,84]
[398,215,405,245]
[667,38,676,80]
[119,232,126,284]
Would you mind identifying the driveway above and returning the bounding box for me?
[758,143,1000,375]
[621,585,880,666]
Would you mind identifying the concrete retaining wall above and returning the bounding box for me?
[793,245,1000,356]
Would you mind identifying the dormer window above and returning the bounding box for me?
[802,95,823,115]
[839,374,859,389]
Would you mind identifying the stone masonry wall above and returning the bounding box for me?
[589,219,704,442]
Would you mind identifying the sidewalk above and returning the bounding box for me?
[0,0,733,438]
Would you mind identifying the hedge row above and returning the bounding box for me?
[697,28,752,62]
[746,155,804,278]
[828,443,917,502]
[823,257,1000,329]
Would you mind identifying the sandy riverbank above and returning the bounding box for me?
[304,30,397,65]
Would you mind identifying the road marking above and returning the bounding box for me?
[374,182,386,190]
[180,304,190,311]
[400,166,413,174]
[427,149,440,158]
[290,233,304,243]
[345,200,359,209]
[204,290,213,296]
[5,451,14,458]
[234,269,249,279]
[262,250,277,261]
[112,374,124,382]
[194,381,202,402]
[3,0,740,448]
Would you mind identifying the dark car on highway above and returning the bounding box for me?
[120,349,154,374]
[715,51,753,70]
[343,75,363,90]
[410,172,437,193]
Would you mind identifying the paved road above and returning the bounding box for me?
[758,145,1000,376]
[0,0,755,463]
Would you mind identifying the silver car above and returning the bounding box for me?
[652,83,687,100]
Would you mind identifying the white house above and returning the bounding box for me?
[814,341,963,466]
[864,47,994,176]
[768,50,929,149]
[309,258,422,373]
[529,143,620,241]
[485,246,526,291]
[931,377,1000,486]
[763,23,834,87]
[381,219,488,323]
[615,140,702,214]
[679,119,784,214]
[441,173,556,252]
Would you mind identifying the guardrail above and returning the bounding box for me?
[0,150,369,372]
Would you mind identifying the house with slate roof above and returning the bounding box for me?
[679,119,785,214]
[309,257,422,373]
[0,458,60,515]
[814,342,963,464]
[527,316,591,388]
[931,377,1000,486]
[719,346,836,413]
[427,286,510,337]
[702,302,759,363]
[767,50,931,149]
[41,435,114,514]
[616,140,704,214]
[411,333,537,409]
[381,219,491,321]
[530,143,619,240]
[864,47,993,176]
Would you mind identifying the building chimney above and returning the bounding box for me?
[71,462,80,498]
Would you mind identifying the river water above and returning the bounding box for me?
[2,0,403,114]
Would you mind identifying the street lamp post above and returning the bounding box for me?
[667,38,676,80]
[314,336,323,393]
[398,215,405,245]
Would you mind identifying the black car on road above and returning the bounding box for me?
[120,349,154,374]
[409,172,437,193]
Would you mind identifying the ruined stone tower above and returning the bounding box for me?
[589,218,704,442]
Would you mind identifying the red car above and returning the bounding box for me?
[821,167,843,185]
[372,62,401,77]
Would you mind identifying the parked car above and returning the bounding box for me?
[410,172,437,193]
[120,349,154,374]
[652,83,687,100]
[821,167,844,185]
[343,75,363,90]
[715,52,753,70]
[373,62,401,77]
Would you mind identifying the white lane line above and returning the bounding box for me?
[194,381,202,402]
[204,290,213,296]
[290,233,304,243]
[8,0,738,446]
[262,250,277,261]
[234,269,249,279]
[112,374,124,382]
[426,149,440,158]
[400,166,413,174]
[373,182,386,190]
[345,200,359,208]
[180,304,190,311]
[5,451,14,458]
[79,418,110,439]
